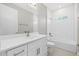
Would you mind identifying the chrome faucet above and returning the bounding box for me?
[24,31,30,37]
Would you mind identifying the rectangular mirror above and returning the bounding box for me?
[0,3,33,35]
[0,4,18,35]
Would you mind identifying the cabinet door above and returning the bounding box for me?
[6,44,27,56]
[28,38,47,56]
[28,39,41,56]
[41,37,47,56]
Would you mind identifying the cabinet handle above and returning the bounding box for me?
[14,50,24,56]
[77,44,79,46]
[37,48,40,55]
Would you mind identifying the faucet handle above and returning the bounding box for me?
[49,32,53,37]
[24,31,27,33]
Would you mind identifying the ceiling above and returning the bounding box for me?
[3,3,35,13]
[4,3,73,14]
[44,3,73,11]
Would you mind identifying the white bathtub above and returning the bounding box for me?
[47,36,77,53]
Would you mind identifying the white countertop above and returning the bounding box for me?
[0,32,46,51]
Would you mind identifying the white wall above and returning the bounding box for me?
[54,5,75,44]
[52,5,75,44]
[33,14,38,32]
[47,8,52,34]
[47,4,77,52]
[0,4,18,35]
[37,4,47,34]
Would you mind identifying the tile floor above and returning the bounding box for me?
[48,47,76,56]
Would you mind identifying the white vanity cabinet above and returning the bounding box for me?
[6,44,27,56]
[0,35,47,56]
[0,51,7,56]
[28,37,47,56]
[41,37,47,56]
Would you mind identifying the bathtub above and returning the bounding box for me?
[47,36,77,53]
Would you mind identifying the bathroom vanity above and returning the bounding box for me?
[0,33,47,56]
[0,4,47,56]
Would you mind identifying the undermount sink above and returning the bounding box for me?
[26,35,38,39]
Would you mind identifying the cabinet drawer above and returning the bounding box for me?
[0,51,7,56]
[7,44,27,56]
